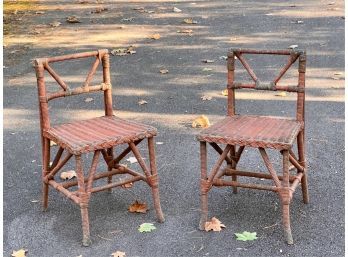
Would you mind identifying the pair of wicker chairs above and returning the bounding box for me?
[34,48,308,246]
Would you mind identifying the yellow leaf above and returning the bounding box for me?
[221,89,228,96]
[11,249,27,257]
[60,170,77,180]
[128,200,148,213]
[149,33,161,40]
[111,251,126,257]
[192,115,210,128]
[204,217,226,232]
[159,68,169,74]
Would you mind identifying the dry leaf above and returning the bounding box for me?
[202,59,214,63]
[183,18,198,24]
[221,89,228,96]
[334,72,343,75]
[288,44,298,49]
[11,249,27,257]
[149,33,161,40]
[133,7,145,11]
[192,115,210,128]
[202,67,212,72]
[145,10,155,13]
[121,182,133,188]
[204,217,226,232]
[177,29,193,34]
[91,7,108,13]
[126,156,138,164]
[275,91,287,97]
[31,200,39,203]
[49,21,61,27]
[121,17,134,21]
[111,251,126,257]
[111,46,136,56]
[159,68,169,74]
[173,7,182,12]
[35,11,45,14]
[219,56,228,60]
[156,142,164,145]
[128,200,148,213]
[50,141,57,147]
[60,170,77,180]
[201,95,212,101]
[138,99,148,105]
[66,16,81,23]
[84,97,94,102]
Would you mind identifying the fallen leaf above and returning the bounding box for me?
[334,72,343,75]
[204,217,226,232]
[91,7,108,13]
[11,249,27,257]
[159,68,169,74]
[31,200,39,203]
[331,76,341,80]
[60,170,77,180]
[183,18,198,24]
[31,160,36,163]
[173,7,182,13]
[126,156,138,164]
[84,97,94,102]
[202,68,212,72]
[138,223,156,232]
[156,142,164,145]
[138,99,148,105]
[49,21,61,27]
[192,115,210,128]
[221,89,228,96]
[66,16,81,23]
[328,1,335,5]
[128,200,148,213]
[201,95,212,101]
[219,56,228,60]
[121,17,134,22]
[78,0,89,3]
[202,59,214,63]
[50,141,57,147]
[235,231,258,241]
[177,29,193,34]
[149,33,161,40]
[296,20,304,24]
[133,7,145,11]
[288,44,298,49]
[121,182,133,188]
[275,91,287,97]
[111,251,126,257]
[145,10,155,13]
[111,46,136,56]
[35,11,45,14]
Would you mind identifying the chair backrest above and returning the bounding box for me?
[226,48,306,122]
[34,49,113,132]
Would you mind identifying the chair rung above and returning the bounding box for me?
[223,168,297,182]
[90,176,144,193]
[213,178,278,192]
[48,180,80,204]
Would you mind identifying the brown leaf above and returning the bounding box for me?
[133,7,145,11]
[159,68,169,74]
[149,33,161,40]
[91,7,108,13]
[192,115,210,128]
[121,182,133,188]
[60,170,77,180]
[177,29,193,34]
[128,200,148,213]
[111,251,126,257]
[49,21,61,27]
[183,18,198,24]
[66,16,81,23]
[204,217,226,232]
[11,249,27,257]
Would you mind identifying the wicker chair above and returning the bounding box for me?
[197,48,308,244]
[34,49,164,246]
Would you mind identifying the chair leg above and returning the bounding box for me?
[107,147,113,193]
[298,131,309,204]
[230,146,238,194]
[199,141,208,230]
[75,155,92,246]
[281,150,294,245]
[42,138,50,211]
[147,137,165,223]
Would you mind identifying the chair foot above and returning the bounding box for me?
[284,229,294,245]
[151,187,165,223]
[82,236,92,247]
[199,193,208,230]
[42,182,49,211]
[80,206,91,246]
[282,204,293,245]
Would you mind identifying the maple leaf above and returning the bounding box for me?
[60,170,77,180]
[204,217,226,232]
[128,200,148,213]
[111,251,126,257]
[11,249,27,257]
[235,231,258,241]
[138,223,156,232]
[192,115,210,128]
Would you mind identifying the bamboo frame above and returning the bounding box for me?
[34,49,165,246]
[199,48,308,245]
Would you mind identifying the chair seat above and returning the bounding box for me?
[197,115,303,150]
[44,116,157,154]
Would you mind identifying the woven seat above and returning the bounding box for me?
[197,115,303,150]
[44,116,157,155]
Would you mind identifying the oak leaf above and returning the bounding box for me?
[204,217,226,232]
[192,115,210,128]
[128,200,148,213]
[60,170,77,180]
